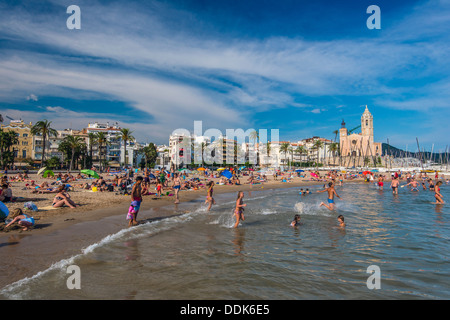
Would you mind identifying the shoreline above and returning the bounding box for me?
[0,176,362,290]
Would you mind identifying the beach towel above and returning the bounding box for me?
[38,205,60,211]
[24,201,38,212]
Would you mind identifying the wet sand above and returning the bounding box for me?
[0,171,362,290]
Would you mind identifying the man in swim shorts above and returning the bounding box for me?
[317,182,342,211]
[390,177,400,194]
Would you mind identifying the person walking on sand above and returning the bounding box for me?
[172,173,181,204]
[317,182,342,211]
[205,181,216,211]
[129,176,143,226]
[233,191,246,228]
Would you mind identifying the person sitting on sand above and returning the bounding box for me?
[4,208,35,231]
[0,184,13,203]
[52,185,78,208]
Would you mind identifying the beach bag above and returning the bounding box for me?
[24,201,38,212]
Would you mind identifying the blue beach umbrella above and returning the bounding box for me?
[221,170,233,179]
[295,169,304,172]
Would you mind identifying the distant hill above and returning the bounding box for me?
[382,143,448,162]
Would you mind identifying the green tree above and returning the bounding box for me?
[142,143,157,168]
[280,142,290,170]
[44,156,62,169]
[120,128,135,167]
[0,129,18,168]
[96,132,110,172]
[313,140,324,170]
[30,120,58,168]
[329,142,339,166]
[63,135,85,171]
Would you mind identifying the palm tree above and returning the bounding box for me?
[87,133,97,158]
[295,145,306,167]
[288,147,294,169]
[329,142,339,166]
[333,129,339,142]
[95,132,109,172]
[120,128,135,167]
[313,140,324,170]
[249,130,260,168]
[30,120,58,168]
[64,135,85,171]
[280,142,290,170]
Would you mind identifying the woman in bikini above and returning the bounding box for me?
[233,191,246,228]
[52,185,77,208]
[205,181,216,211]
[434,181,444,204]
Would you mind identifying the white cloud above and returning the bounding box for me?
[26,94,38,101]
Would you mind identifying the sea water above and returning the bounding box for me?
[1,182,449,299]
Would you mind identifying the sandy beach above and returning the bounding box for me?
[0,170,360,236]
[0,170,363,289]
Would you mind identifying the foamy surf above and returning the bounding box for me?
[0,207,203,299]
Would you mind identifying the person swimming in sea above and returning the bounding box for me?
[337,215,346,228]
[404,178,420,191]
[317,182,342,211]
[290,214,302,227]
[233,191,246,228]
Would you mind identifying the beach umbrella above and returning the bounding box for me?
[43,170,54,178]
[239,166,246,170]
[37,167,47,176]
[81,169,100,179]
[217,168,226,171]
[0,201,9,220]
[197,167,206,171]
[295,169,304,172]
[149,174,156,179]
[310,172,318,178]
[221,170,232,179]
[363,171,373,175]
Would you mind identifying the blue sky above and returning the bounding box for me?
[0,0,449,151]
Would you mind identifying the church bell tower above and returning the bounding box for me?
[361,105,374,139]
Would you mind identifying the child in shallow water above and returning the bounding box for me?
[290,214,301,227]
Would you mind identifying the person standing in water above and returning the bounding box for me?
[377,175,384,190]
[434,181,444,204]
[318,182,342,211]
[205,181,216,211]
[233,191,246,228]
[390,176,400,195]
[128,176,143,226]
